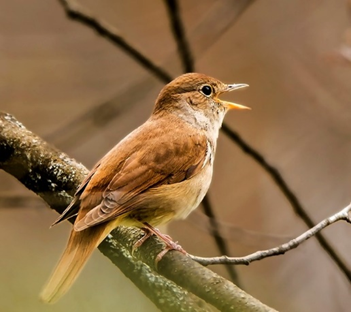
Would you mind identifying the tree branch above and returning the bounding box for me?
[0,112,275,311]
[190,203,351,266]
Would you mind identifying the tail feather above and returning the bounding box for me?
[40,221,116,303]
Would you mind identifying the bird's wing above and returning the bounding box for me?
[74,126,210,231]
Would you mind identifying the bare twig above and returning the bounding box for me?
[221,123,351,282]
[58,0,172,83]
[163,0,194,72]
[190,203,351,267]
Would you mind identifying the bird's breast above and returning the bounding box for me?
[129,160,213,227]
[172,161,213,220]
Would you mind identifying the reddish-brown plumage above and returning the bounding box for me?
[41,73,249,303]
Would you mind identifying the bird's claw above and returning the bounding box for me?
[154,241,187,268]
[131,228,153,256]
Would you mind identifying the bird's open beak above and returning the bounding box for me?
[221,83,250,110]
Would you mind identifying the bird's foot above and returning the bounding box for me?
[155,240,186,264]
[132,223,187,265]
[141,222,187,266]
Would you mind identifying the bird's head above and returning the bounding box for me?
[153,73,249,126]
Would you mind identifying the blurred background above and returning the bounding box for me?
[1,0,351,311]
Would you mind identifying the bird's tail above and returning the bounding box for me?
[40,221,116,303]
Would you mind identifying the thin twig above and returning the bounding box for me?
[190,203,351,266]
[163,0,194,72]
[221,123,351,282]
[58,0,172,83]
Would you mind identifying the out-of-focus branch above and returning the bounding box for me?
[163,0,194,72]
[0,193,43,209]
[201,195,241,286]
[190,203,351,266]
[45,79,158,149]
[58,0,172,83]
[0,112,275,311]
[221,123,351,282]
[187,210,292,247]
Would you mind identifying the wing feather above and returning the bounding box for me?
[74,119,209,230]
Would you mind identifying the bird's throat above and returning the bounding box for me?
[175,105,225,143]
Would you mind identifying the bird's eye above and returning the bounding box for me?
[200,85,213,97]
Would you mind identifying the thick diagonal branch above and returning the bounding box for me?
[0,112,274,312]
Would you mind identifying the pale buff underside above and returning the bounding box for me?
[119,159,213,227]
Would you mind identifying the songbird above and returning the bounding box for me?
[41,73,249,303]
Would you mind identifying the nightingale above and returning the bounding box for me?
[40,73,249,303]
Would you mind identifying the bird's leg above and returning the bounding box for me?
[142,222,187,264]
